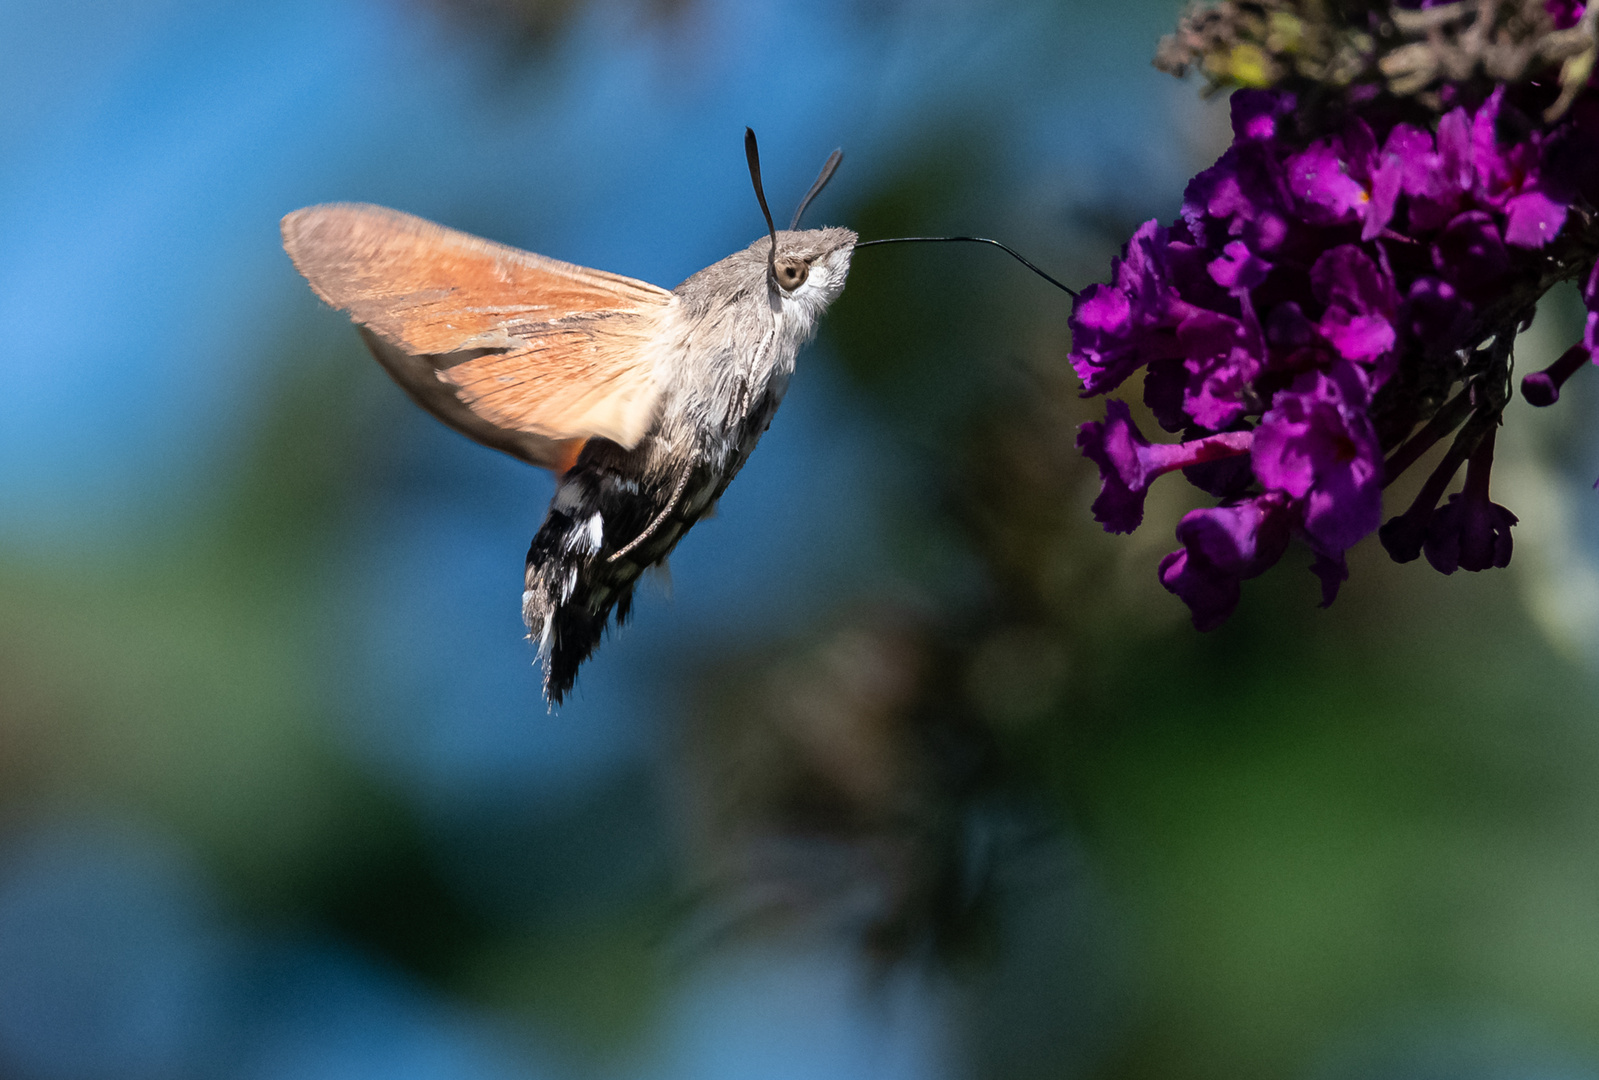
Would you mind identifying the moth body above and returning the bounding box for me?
[525,228,857,700]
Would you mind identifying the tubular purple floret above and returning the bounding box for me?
[1423,426,1518,573]
[1149,430,1256,473]
[1521,343,1592,406]
[1078,400,1254,533]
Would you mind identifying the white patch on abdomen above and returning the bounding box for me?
[565,512,604,554]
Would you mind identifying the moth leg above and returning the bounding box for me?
[608,459,694,563]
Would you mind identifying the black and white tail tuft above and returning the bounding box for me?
[523,455,703,705]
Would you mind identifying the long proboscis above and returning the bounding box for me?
[854,235,1079,299]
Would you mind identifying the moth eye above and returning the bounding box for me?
[775,257,810,291]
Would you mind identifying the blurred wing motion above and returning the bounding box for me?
[281,202,673,471]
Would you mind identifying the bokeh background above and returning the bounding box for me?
[6,1,1599,1077]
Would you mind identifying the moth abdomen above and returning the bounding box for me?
[523,448,717,704]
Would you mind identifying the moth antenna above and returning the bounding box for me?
[743,127,778,277]
[855,235,1079,299]
[790,149,843,229]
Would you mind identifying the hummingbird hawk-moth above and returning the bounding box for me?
[283,131,854,703]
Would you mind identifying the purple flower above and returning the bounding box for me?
[1463,89,1571,247]
[1361,124,1432,239]
[1285,131,1375,224]
[1403,277,1473,357]
[1379,435,1471,563]
[1178,309,1266,429]
[1067,64,1577,629]
[1405,108,1473,231]
[1469,89,1515,199]
[1252,364,1383,552]
[1142,357,1190,432]
[1425,494,1518,573]
[1158,549,1244,631]
[1069,221,1192,395]
[1159,496,1291,630]
[1311,245,1399,374]
[1503,190,1568,247]
[1208,240,1271,293]
[1432,210,1511,301]
[1183,140,1294,253]
[1077,400,1253,532]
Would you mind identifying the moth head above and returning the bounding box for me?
[743,129,853,301]
[767,227,856,305]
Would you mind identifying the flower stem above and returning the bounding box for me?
[1382,385,1475,487]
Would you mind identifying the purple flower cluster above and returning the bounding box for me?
[1071,82,1599,629]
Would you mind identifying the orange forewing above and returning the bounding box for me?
[281,203,673,468]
